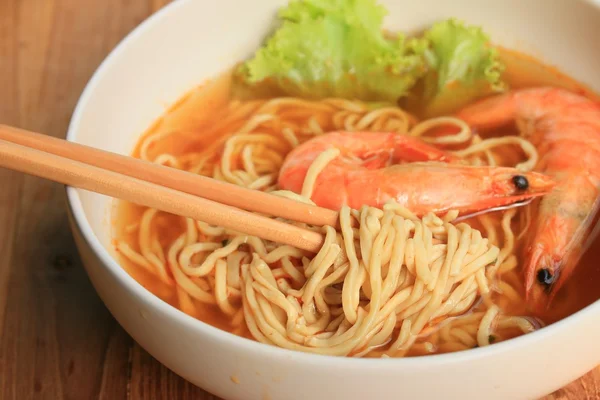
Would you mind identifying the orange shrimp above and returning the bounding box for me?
[277,131,554,216]
[457,87,600,311]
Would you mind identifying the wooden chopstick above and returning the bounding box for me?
[0,125,340,227]
[0,138,325,252]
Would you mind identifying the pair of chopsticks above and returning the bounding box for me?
[0,124,338,252]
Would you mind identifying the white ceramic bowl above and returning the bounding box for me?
[66,0,600,399]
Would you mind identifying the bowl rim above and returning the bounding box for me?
[66,0,600,367]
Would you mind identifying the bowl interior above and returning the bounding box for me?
[68,0,600,359]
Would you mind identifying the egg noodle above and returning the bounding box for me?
[116,97,540,357]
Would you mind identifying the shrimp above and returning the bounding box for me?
[278,131,554,216]
[457,87,600,311]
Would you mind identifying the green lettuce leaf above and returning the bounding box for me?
[420,18,506,116]
[237,0,428,101]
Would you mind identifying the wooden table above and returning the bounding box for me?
[0,1,598,399]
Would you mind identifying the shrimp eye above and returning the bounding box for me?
[536,268,555,289]
[512,175,529,190]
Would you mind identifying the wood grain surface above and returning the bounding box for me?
[0,1,597,399]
